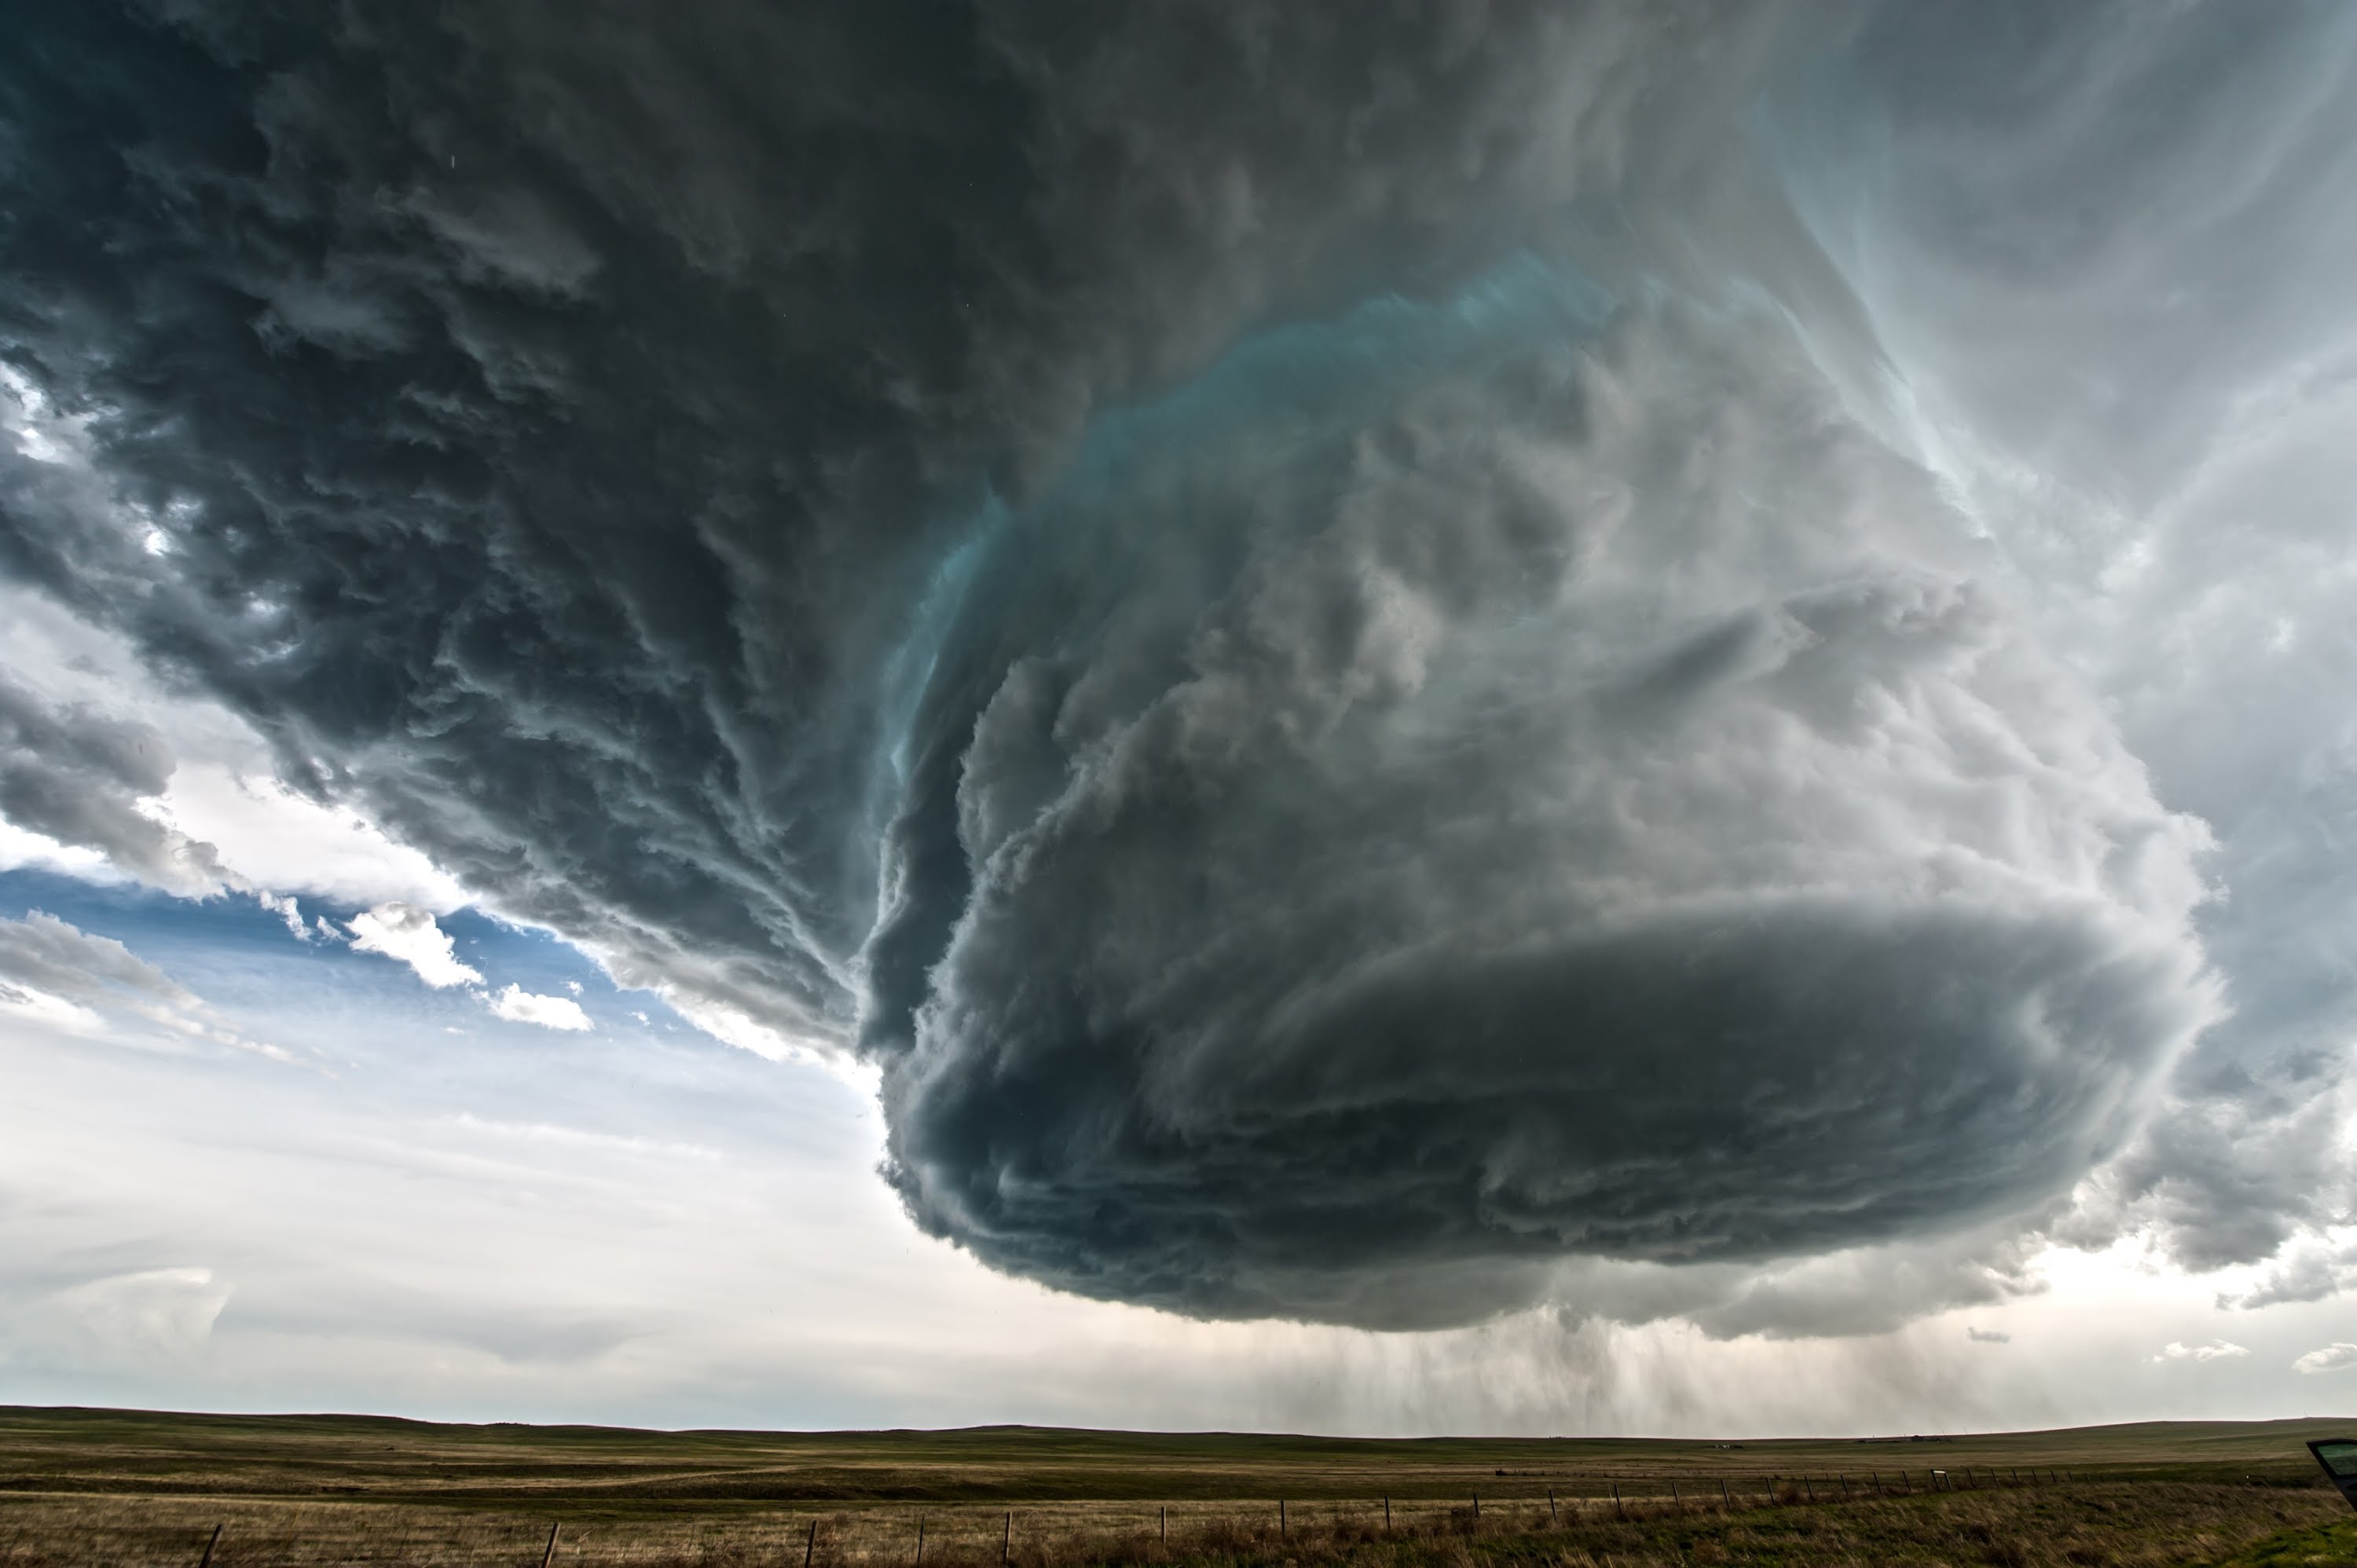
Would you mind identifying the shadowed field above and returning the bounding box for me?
[2,1408,2352,1566]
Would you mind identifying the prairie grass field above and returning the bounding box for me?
[2,1408,2352,1566]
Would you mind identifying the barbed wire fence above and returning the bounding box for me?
[151,1464,2131,1567]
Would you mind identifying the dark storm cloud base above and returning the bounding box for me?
[0,0,2327,1328]
[871,277,2208,1325]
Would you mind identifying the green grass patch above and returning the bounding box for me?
[2209,1514,2357,1566]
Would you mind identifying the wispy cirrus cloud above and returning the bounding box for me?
[0,909,288,1063]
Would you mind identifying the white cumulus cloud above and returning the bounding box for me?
[256,890,314,942]
[346,903,482,990]
[2294,1343,2357,1376]
[2151,1339,2249,1363]
[488,984,592,1032]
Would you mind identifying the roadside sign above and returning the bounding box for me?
[2310,1439,2357,1513]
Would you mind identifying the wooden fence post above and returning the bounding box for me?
[1720,1478,1731,1508]
[540,1522,560,1568]
[1384,1497,1391,1532]
[808,1519,819,1568]
[1160,1506,1168,1544]
[1670,1480,1679,1505]
[1612,1482,1622,1521]
[1279,1500,1286,1538]
[1547,1489,1556,1522]
[914,1515,925,1568]
[1001,1512,1010,1566]
[197,1524,223,1568]
[1803,1477,1815,1503]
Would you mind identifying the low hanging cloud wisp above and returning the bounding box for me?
[1,0,2352,1332]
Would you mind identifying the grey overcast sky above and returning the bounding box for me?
[3,0,2356,1434]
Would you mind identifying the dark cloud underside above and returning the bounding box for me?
[2,0,2339,1328]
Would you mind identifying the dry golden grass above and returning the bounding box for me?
[3,1408,2352,1566]
[5,1408,2348,1505]
[1,1478,2348,1566]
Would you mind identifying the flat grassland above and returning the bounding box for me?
[2,1407,2352,1567]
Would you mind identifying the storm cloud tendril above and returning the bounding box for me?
[1,0,2347,1328]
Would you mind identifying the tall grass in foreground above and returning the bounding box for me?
[1,1481,2348,1568]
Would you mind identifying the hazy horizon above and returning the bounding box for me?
[5,0,2357,1438]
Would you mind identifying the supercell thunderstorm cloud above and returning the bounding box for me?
[3,0,2355,1336]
